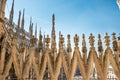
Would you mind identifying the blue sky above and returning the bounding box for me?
[5,0,120,48]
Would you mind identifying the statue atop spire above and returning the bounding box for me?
[17,11,21,29]
[0,0,7,22]
[35,23,37,38]
[16,11,21,36]
[9,0,14,25]
[51,14,57,61]
[51,13,56,42]
[29,17,33,37]
[42,32,46,52]
[38,28,42,52]
[52,14,55,32]
[51,14,57,68]
[39,27,41,37]
[21,9,25,31]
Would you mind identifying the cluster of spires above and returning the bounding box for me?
[8,0,57,42]
[7,1,120,70]
[8,0,38,38]
[8,0,57,50]
[8,0,120,49]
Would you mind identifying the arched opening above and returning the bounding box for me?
[27,64,37,80]
[74,65,82,80]
[43,66,50,80]
[90,66,98,80]
[6,63,18,80]
[58,66,67,80]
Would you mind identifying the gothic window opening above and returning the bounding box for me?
[4,51,11,65]
[58,67,67,80]
[74,65,82,80]
[90,66,98,80]
[28,64,37,80]
[6,63,18,80]
[43,66,50,80]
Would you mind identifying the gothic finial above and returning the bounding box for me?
[60,34,64,48]
[82,34,87,53]
[29,17,33,37]
[112,32,118,51]
[35,23,37,38]
[30,17,32,27]
[74,34,79,47]
[21,9,25,30]
[45,35,50,48]
[22,36,26,44]
[51,13,56,52]
[12,38,17,46]
[67,34,70,40]
[98,34,101,39]
[39,28,42,41]
[89,33,95,47]
[17,11,21,29]
[51,13,56,37]
[38,29,43,51]
[59,31,61,48]
[31,23,33,35]
[112,32,116,40]
[82,34,86,47]
[104,33,110,47]
[82,34,85,39]
[98,34,103,52]
[9,0,14,25]
[43,32,46,50]
[39,27,42,41]
[30,17,32,28]
[67,34,72,52]
[52,14,55,32]
[39,27,41,36]
[30,36,36,47]
[19,36,26,53]
[12,33,18,46]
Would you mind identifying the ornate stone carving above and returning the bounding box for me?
[45,35,50,48]
[74,34,79,47]
[89,33,94,47]
[30,36,36,47]
[67,34,72,53]
[19,36,26,53]
[82,34,87,53]
[112,32,118,51]
[38,34,43,52]
[98,34,103,52]
[60,34,64,48]
[0,1,120,79]
[104,33,110,47]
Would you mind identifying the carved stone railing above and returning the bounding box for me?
[0,31,120,80]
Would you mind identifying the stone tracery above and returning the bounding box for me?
[0,0,120,80]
